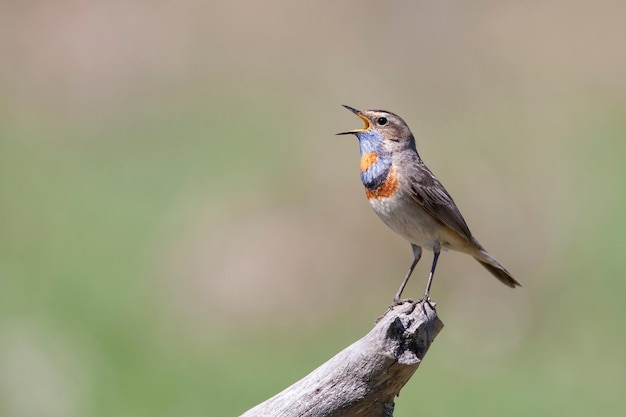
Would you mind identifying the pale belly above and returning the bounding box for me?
[368,193,467,252]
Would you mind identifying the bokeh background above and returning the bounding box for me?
[1,1,625,416]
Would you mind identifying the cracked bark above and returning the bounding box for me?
[240,299,444,417]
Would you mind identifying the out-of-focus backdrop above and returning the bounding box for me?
[1,1,625,416]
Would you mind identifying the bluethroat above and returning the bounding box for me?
[338,105,521,302]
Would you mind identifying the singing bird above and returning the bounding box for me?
[338,105,521,302]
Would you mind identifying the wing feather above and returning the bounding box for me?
[404,161,473,242]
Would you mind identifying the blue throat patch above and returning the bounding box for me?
[356,130,391,190]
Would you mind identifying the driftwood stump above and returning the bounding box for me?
[241,299,444,417]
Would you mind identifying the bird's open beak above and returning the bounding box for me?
[336,104,371,135]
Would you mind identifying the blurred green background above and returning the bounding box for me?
[1,1,625,416]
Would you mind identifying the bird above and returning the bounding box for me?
[337,105,521,303]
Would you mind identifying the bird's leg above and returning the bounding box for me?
[393,245,422,303]
[422,247,441,306]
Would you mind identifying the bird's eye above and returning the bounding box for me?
[377,117,388,126]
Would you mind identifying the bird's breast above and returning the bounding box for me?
[365,166,399,200]
[360,152,398,200]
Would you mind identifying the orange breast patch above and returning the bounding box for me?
[365,166,399,200]
[360,152,379,172]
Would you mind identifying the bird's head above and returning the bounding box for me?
[337,105,416,155]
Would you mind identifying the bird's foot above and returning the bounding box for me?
[377,296,435,323]
[376,297,415,322]
[416,294,436,311]
[390,296,419,307]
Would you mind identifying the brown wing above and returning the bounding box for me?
[404,161,473,242]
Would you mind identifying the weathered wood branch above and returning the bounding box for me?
[240,299,444,417]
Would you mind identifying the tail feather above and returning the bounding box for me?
[476,258,521,288]
[469,239,521,288]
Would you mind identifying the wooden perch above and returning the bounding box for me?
[240,299,444,417]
